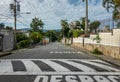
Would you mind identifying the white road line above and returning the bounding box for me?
[0,60,13,73]
[80,60,120,71]
[21,60,41,72]
[90,60,111,65]
[0,72,120,75]
[58,60,96,72]
[40,60,70,72]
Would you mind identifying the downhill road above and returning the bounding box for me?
[0,42,120,82]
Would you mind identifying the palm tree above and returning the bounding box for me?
[61,20,70,44]
[103,0,120,20]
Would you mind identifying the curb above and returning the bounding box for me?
[0,52,12,57]
[71,45,120,67]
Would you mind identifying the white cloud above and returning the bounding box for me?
[0,0,111,29]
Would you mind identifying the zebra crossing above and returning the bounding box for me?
[0,59,119,75]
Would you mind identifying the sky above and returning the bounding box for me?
[0,0,112,30]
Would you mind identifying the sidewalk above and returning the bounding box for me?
[71,45,120,67]
[0,51,12,57]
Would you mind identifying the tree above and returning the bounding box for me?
[61,19,70,44]
[79,17,90,31]
[73,29,82,38]
[30,32,42,44]
[30,18,44,32]
[16,33,28,43]
[61,20,70,38]
[5,26,13,30]
[45,30,58,42]
[89,21,101,33]
[103,0,120,20]
[0,23,5,29]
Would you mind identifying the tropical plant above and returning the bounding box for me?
[17,40,30,48]
[45,30,58,42]
[73,29,82,38]
[103,0,120,20]
[89,21,101,33]
[93,34,101,43]
[61,20,70,43]
[30,18,44,32]
[16,33,28,43]
[30,32,43,44]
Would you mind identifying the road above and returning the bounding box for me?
[0,42,120,82]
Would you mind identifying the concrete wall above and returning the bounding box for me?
[72,28,120,59]
[1,30,14,51]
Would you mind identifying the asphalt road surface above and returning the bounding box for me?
[0,42,120,82]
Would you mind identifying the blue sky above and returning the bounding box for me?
[0,0,112,30]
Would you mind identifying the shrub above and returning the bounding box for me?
[73,29,82,38]
[17,33,28,43]
[93,34,101,43]
[17,40,30,48]
[92,48,103,55]
[30,32,43,44]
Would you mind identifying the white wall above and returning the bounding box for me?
[73,29,120,47]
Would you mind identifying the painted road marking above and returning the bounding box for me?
[58,60,96,72]
[34,75,120,82]
[0,60,13,73]
[40,60,70,72]
[50,51,83,54]
[0,72,120,75]
[21,60,41,72]
[80,60,120,71]
[0,59,119,74]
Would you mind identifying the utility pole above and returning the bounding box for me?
[14,0,17,49]
[85,0,88,35]
[10,0,20,49]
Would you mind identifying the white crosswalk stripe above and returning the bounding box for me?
[21,60,41,72]
[0,59,119,74]
[80,60,120,71]
[0,60,13,73]
[58,60,96,72]
[40,60,70,72]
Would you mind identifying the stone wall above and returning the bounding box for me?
[72,29,120,59]
[73,43,120,59]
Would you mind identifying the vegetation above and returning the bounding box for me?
[16,33,28,43]
[5,26,13,30]
[30,32,43,44]
[45,30,59,42]
[0,23,5,29]
[73,29,82,38]
[89,21,101,33]
[92,48,103,55]
[93,34,101,43]
[30,18,44,32]
[17,40,30,48]
[103,0,120,20]
[61,20,70,44]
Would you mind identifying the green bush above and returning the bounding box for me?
[93,34,101,43]
[30,32,43,44]
[92,48,103,55]
[17,33,28,43]
[73,29,82,38]
[17,40,30,48]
